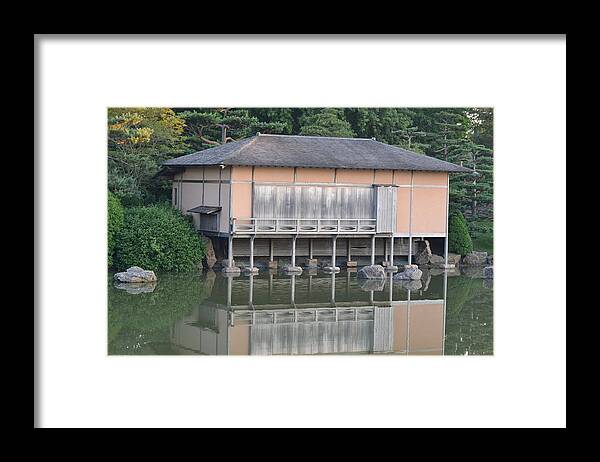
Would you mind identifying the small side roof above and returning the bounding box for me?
[187,205,222,214]
[162,134,472,173]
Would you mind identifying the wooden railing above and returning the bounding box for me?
[231,217,377,234]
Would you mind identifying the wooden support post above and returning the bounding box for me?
[330,272,336,304]
[371,235,376,265]
[269,238,274,261]
[332,236,337,268]
[249,236,255,269]
[290,274,296,305]
[347,238,352,261]
[291,236,297,267]
[226,274,232,307]
[389,236,394,266]
[309,238,313,259]
[384,238,388,263]
[409,171,414,266]
[248,274,254,306]
[228,235,233,267]
[444,173,450,266]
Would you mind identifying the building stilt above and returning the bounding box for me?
[346,238,357,268]
[283,235,302,273]
[267,238,277,269]
[244,236,259,274]
[306,237,318,268]
[371,235,376,265]
[222,235,240,274]
[386,236,398,272]
[324,236,340,272]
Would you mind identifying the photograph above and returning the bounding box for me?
[107,107,494,355]
[36,35,565,429]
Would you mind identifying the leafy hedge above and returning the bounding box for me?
[448,209,473,256]
[108,191,125,268]
[113,204,205,272]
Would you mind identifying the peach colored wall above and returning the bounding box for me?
[179,183,203,214]
[411,188,448,234]
[335,169,373,184]
[393,304,409,352]
[408,303,444,353]
[204,166,222,180]
[174,166,449,235]
[231,183,252,219]
[374,170,394,184]
[203,183,220,206]
[413,171,447,186]
[181,167,204,180]
[229,325,250,355]
[219,185,230,233]
[231,165,253,181]
[253,166,294,183]
[296,167,335,183]
[393,170,411,185]
[395,188,411,233]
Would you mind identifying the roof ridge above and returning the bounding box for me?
[222,135,258,162]
[258,133,372,141]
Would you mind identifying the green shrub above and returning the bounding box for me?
[107,191,125,268]
[448,210,473,256]
[113,204,205,272]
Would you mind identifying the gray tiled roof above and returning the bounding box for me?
[162,134,472,173]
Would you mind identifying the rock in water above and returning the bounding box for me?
[414,240,432,265]
[483,266,494,279]
[357,264,385,279]
[114,266,157,283]
[447,253,462,265]
[201,235,217,269]
[461,251,488,266]
[399,279,423,291]
[394,264,423,280]
[357,278,386,291]
[429,254,445,268]
[114,282,156,294]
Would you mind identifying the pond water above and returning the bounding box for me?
[108,268,493,355]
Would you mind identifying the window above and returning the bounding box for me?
[174,187,178,205]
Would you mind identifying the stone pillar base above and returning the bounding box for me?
[441,263,455,269]
[222,266,241,274]
[282,265,303,274]
[385,265,399,272]
[323,266,341,273]
[267,260,278,269]
[243,266,259,274]
[345,261,357,268]
[305,258,319,268]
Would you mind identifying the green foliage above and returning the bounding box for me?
[108,108,187,205]
[113,204,205,272]
[179,108,286,151]
[448,210,473,256]
[108,272,210,354]
[107,191,124,268]
[444,276,493,355]
[299,108,355,137]
[106,106,493,247]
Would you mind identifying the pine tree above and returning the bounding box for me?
[180,108,286,150]
[448,209,473,256]
[299,108,355,137]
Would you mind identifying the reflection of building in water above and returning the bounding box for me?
[171,272,447,355]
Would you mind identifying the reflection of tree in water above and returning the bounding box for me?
[108,272,210,354]
[444,277,493,355]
